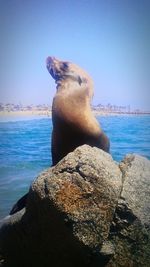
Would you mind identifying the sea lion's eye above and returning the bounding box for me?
[78,76,82,85]
[62,62,68,69]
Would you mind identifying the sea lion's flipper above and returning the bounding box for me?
[9,193,28,215]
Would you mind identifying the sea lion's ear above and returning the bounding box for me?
[78,76,82,85]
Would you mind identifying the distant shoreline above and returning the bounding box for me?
[0,110,149,118]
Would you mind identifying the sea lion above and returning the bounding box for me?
[9,57,110,216]
[46,56,110,165]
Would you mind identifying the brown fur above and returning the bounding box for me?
[46,57,110,165]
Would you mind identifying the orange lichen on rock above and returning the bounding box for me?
[55,180,89,214]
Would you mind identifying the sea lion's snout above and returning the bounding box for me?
[46,56,57,80]
[46,56,54,71]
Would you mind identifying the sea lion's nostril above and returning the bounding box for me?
[46,56,55,67]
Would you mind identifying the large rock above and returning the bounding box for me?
[0,146,150,267]
[0,145,122,267]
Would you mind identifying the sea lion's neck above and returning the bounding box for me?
[56,79,92,101]
[53,81,100,135]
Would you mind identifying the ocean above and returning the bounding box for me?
[0,115,150,219]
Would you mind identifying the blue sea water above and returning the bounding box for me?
[0,115,150,219]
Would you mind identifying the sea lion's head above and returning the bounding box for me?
[46,57,94,97]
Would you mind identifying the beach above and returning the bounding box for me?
[0,110,52,122]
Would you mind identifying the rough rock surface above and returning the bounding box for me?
[106,154,150,267]
[0,146,150,267]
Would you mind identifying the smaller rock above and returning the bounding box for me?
[107,154,150,267]
[119,154,150,225]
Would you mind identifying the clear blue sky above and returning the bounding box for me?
[0,0,150,110]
